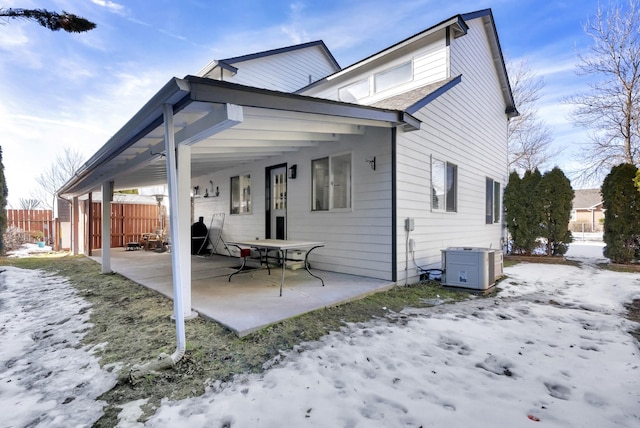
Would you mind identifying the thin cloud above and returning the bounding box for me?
[91,0,126,15]
[280,2,310,44]
[126,17,151,27]
[157,29,188,42]
[0,24,28,48]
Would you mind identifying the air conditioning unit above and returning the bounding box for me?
[494,250,504,279]
[441,247,496,290]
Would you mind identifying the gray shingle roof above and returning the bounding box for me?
[573,189,602,209]
[370,77,458,111]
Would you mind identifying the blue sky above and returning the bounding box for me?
[0,0,606,207]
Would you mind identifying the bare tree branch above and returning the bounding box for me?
[18,198,41,210]
[33,147,85,209]
[507,59,560,172]
[566,0,640,182]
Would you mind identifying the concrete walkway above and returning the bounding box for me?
[90,248,394,336]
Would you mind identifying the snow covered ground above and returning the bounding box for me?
[1,242,639,427]
[0,267,118,427]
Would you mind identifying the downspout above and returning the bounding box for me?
[391,127,398,284]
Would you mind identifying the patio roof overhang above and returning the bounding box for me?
[58,75,420,199]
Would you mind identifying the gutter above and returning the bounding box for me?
[58,77,191,198]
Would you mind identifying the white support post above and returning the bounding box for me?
[72,196,79,256]
[177,143,192,313]
[164,103,187,361]
[101,181,114,274]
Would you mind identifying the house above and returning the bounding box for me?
[570,189,604,233]
[57,9,516,319]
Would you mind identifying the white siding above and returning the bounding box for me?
[190,17,510,284]
[192,127,394,280]
[301,30,448,104]
[394,18,509,283]
[226,45,337,92]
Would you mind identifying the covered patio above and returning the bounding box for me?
[89,248,394,336]
[59,75,414,354]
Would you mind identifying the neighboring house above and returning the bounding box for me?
[570,189,604,233]
[57,9,516,313]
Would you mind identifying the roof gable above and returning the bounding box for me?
[298,15,467,95]
[298,9,517,118]
[221,40,339,68]
[461,9,517,118]
[196,40,340,91]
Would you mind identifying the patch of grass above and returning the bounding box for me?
[503,259,519,268]
[601,263,640,273]
[1,255,469,426]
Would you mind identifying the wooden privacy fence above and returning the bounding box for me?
[89,202,165,249]
[6,209,54,242]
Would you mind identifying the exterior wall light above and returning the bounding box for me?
[288,164,297,179]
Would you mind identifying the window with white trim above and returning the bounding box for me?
[338,79,370,102]
[374,61,413,93]
[230,174,251,214]
[486,178,501,224]
[431,158,457,212]
[312,153,352,211]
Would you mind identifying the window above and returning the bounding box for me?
[338,79,370,102]
[312,153,352,211]
[230,174,251,214]
[374,61,412,93]
[486,178,501,224]
[431,158,457,212]
[272,170,286,210]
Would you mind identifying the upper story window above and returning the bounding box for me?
[374,61,413,93]
[312,153,352,211]
[230,173,251,214]
[338,79,370,102]
[431,157,457,212]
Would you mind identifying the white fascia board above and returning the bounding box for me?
[177,104,243,146]
[326,17,466,82]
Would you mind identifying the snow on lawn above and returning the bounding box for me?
[1,242,639,427]
[145,248,640,428]
[0,266,118,428]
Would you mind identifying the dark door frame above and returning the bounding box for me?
[264,162,288,239]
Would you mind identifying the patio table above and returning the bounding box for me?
[227,239,325,296]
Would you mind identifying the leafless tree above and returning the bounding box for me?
[507,58,558,172]
[18,198,41,210]
[566,0,640,183]
[33,147,85,210]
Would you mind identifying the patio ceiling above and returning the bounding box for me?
[58,76,420,198]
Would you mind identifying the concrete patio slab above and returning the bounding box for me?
[89,248,394,336]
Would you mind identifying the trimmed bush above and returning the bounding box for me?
[505,169,543,254]
[539,167,574,255]
[504,168,573,256]
[602,164,640,263]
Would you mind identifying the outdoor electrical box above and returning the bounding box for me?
[441,247,497,290]
[405,218,414,231]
